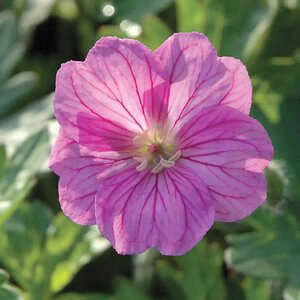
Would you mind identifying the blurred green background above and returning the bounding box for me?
[0,0,300,299]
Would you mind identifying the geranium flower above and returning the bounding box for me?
[50,33,273,255]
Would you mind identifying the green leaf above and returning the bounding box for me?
[47,216,110,293]
[0,93,53,155]
[115,278,151,300]
[139,15,172,50]
[53,0,79,20]
[78,17,98,55]
[251,97,300,198]
[283,0,300,9]
[0,268,25,300]
[242,278,271,300]
[0,11,24,82]
[241,0,279,66]
[252,77,283,124]
[0,145,6,179]
[0,72,37,119]
[19,0,56,34]
[0,201,52,295]
[0,201,110,298]
[157,241,227,300]
[98,25,127,39]
[220,0,279,60]
[113,0,172,22]
[284,285,300,300]
[225,212,300,286]
[0,284,25,300]
[0,269,9,285]
[175,0,225,52]
[254,56,300,99]
[98,16,171,50]
[56,293,113,300]
[0,129,51,226]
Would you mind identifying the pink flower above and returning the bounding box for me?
[50,33,273,255]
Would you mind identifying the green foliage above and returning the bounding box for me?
[56,293,113,300]
[157,241,226,300]
[0,269,24,300]
[0,0,300,299]
[112,0,172,22]
[225,210,300,296]
[0,202,110,300]
[242,278,271,300]
[0,129,51,227]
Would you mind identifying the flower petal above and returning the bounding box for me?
[217,57,252,115]
[178,105,273,222]
[49,129,130,225]
[54,37,169,149]
[95,161,214,255]
[154,32,233,129]
[84,37,167,129]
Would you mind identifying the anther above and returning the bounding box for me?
[151,163,164,174]
[169,150,181,162]
[160,157,175,168]
[136,159,148,172]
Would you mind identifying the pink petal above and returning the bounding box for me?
[84,37,167,129]
[76,112,136,152]
[217,57,252,115]
[95,161,214,255]
[54,37,169,150]
[49,129,130,225]
[178,105,273,222]
[154,32,234,129]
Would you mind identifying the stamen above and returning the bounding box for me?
[134,156,145,162]
[169,150,181,162]
[160,157,175,168]
[151,163,164,174]
[133,128,181,174]
[136,159,148,172]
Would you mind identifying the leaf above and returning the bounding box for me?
[0,201,52,294]
[0,11,24,82]
[0,268,25,300]
[98,25,127,39]
[241,0,279,65]
[252,77,283,124]
[56,293,113,300]
[254,56,300,99]
[0,129,51,226]
[0,72,37,119]
[0,145,6,179]
[175,0,225,52]
[78,17,98,55]
[0,202,110,298]
[19,0,56,34]
[284,285,300,300]
[0,269,9,285]
[242,278,271,300]
[113,0,172,22]
[138,15,172,50]
[47,216,110,293]
[0,285,25,300]
[220,0,279,61]
[98,16,171,50]
[0,93,53,155]
[225,212,300,287]
[115,278,151,300]
[251,97,300,198]
[283,0,300,9]
[157,241,227,300]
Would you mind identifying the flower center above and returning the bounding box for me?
[133,128,181,174]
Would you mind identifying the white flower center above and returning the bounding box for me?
[133,128,181,174]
